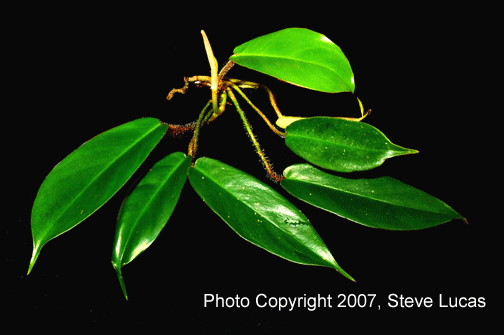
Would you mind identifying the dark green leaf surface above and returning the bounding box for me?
[112,152,191,299]
[29,118,168,274]
[282,164,466,230]
[188,157,353,280]
[230,28,355,93]
[285,117,418,172]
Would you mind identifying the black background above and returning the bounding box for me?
[7,3,496,331]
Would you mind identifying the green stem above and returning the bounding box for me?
[229,79,283,118]
[188,100,213,163]
[227,88,284,183]
[229,83,285,137]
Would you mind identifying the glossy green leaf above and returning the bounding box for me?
[29,118,168,274]
[112,152,191,299]
[187,157,353,280]
[285,117,418,172]
[282,164,466,230]
[230,28,355,93]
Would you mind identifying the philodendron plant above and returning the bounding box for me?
[28,28,466,299]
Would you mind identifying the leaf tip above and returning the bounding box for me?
[397,147,418,155]
[333,264,355,282]
[27,244,42,275]
[113,262,129,300]
[342,270,356,282]
[27,261,34,276]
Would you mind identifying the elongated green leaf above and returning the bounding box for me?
[112,152,191,299]
[285,117,418,172]
[282,164,466,230]
[187,157,353,280]
[230,28,355,93]
[29,118,168,274]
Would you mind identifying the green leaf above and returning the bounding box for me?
[187,157,353,281]
[230,28,355,93]
[29,118,168,274]
[112,152,191,299]
[282,164,466,230]
[285,117,418,172]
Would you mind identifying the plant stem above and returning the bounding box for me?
[165,122,196,138]
[228,79,283,118]
[167,76,212,100]
[229,83,285,137]
[218,60,235,81]
[227,88,284,183]
[188,100,213,163]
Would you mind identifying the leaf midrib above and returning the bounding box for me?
[288,132,391,155]
[290,177,441,214]
[192,165,305,244]
[192,166,333,267]
[42,122,163,243]
[117,156,187,264]
[232,54,348,76]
